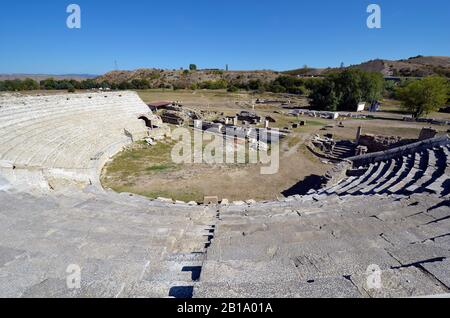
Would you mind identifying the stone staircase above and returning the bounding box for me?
[0,188,216,297]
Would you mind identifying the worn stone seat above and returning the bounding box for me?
[359,158,397,194]
[347,161,387,194]
[196,192,450,298]
[334,162,381,194]
[1,91,449,298]
[0,92,151,188]
[0,189,215,298]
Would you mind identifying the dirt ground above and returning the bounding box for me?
[325,118,450,142]
[101,125,330,202]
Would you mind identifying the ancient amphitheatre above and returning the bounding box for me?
[0,82,449,298]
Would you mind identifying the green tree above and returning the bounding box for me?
[189,64,197,71]
[99,81,111,89]
[309,69,384,111]
[80,79,98,89]
[331,70,363,110]
[360,71,384,103]
[118,81,132,90]
[131,79,150,89]
[227,85,239,93]
[396,76,449,118]
[248,79,264,91]
[309,79,340,111]
[269,76,306,94]
[40,78,57,90]
[22,78,39,90]
[384,80,397,98]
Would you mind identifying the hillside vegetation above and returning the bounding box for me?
[284,56,450,78]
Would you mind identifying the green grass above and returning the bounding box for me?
[304,119,328,126]
[102,140,180,177]
[145,164,176,172]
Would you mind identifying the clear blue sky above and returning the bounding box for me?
[0,0,449,74]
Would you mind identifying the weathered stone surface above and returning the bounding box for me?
[203,196,219,205]
[422,259,450,289]
[351,267,448,298]
[0,92,449,298]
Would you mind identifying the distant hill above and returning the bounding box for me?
[97,68,280,87]
[282,67,326,77]
[5,56,448,87]
[0,74,98,81]
[348,56,450,77]
[96,57,450,89]
[284,56,450,78]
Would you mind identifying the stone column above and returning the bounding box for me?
[194,120,202,130]
[356,126,363,144]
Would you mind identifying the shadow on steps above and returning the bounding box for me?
[282,174,327,196]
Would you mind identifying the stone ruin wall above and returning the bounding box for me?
[358,134,416,152]
[349,135,450,167]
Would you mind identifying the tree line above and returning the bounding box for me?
[308,69,385,111]
[2,71,448,118]
[306,69,448,117]
[0,78,164,92]
[0,78,107,92]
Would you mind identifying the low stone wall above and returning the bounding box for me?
[348,135,450,167]
[306,141,345,163]
[358,134,415,152]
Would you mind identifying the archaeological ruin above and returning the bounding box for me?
[0,91,449,298]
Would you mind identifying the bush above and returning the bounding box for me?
[199,79,228,90]
[131,79,150,89]
[248,80,265,91]
[227,85,239,92]
[0,78,39,91]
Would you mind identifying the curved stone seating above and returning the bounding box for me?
[0,91,151,188]
[359,158,396,194]
[1,91,449,298]
[373,156,410,193]
[347,160,387,194]
[196,192,450,298]
[320,140,450,197]
[0,107,143,160]
[426,145,450,196]
[386,152,423,194]
[334,162,381,195]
